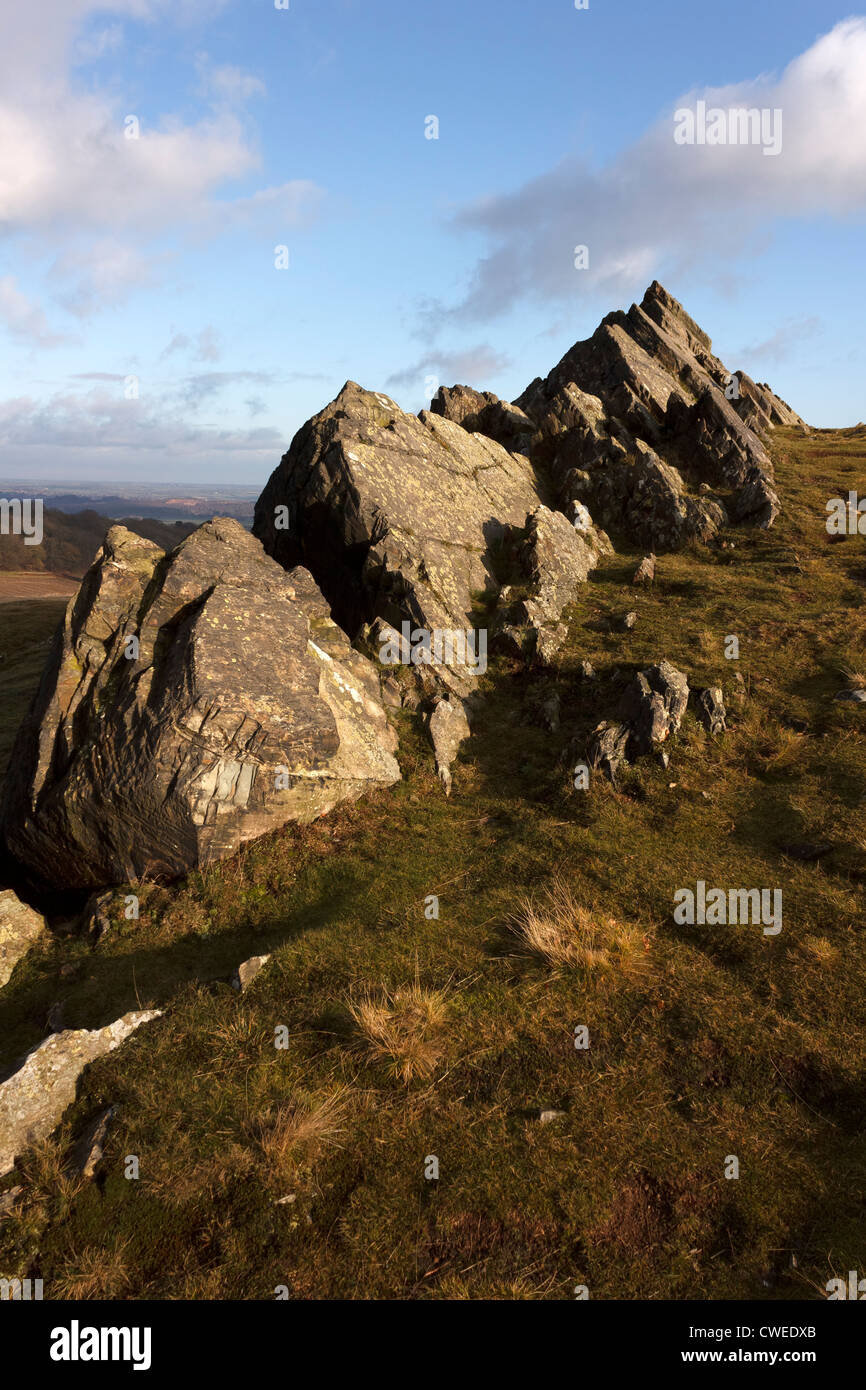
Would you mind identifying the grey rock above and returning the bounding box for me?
[511,281,791,547]
[586,721,631,782]
[696,687,727,734]
[254,382,542,643]
[427,697,471,795]
[1,519,400,890]
[578,659,597,680]
[618,660,690,758]
[633,554,656,585]
[0,890,46,990]
[834,688,866,703]
[68,1104,118,1179]
[232,954,271,992]
[0,1010,161,1177]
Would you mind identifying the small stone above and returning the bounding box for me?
[632,554,655,585]
[0,1186,23,1218]
[578,659,596,680]
[539,1109,566,1124]
[68,1104,118,1179]
[696,687,727,735]
[232,954,271,992]
[615,610,638,632]
[657,750,670,769]
[834,688,866,703]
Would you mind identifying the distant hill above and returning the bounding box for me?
[0,508,197,579]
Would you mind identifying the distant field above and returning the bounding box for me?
[0,572,78,600]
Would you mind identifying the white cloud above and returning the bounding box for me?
[0,0,323,336]
[435,18,866,324]
[0,276,73,347]
[386,345,511,390]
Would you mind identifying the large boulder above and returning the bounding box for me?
[253,381,544,641]
[1,519,400,890]
[0,1011,160,1176]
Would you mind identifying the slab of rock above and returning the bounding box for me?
[1,519,400,890]
[232,954,271,992]
[67,1103,117,1179]
[0,1011,161,1177]
[427,697,471,795]
[430,385,535,453]
[0,890,46,990]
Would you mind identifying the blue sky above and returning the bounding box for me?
[0,0,864,483]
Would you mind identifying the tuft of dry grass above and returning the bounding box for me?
[509,877,641,972]
[246,1090,349,1179]
[347,975,451,1083]
[54,1237,132,1300]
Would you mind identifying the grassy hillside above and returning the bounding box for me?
[0,426,864,1300]
[0,600,69,778]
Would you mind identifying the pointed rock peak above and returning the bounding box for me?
[638,280,713,352]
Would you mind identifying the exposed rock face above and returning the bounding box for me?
[0,890,46,990]
[254,382,543,641]
[1,519,400,890]
[0,1011,161,1177]
[495,504,612,661]
[435,282,800,550]
[67,1104,117,1179]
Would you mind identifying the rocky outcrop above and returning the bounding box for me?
[588,659,690,780]
[0,890,46,990]
[0,1011,161,1177]
[254,382,611,694]
[618,661,690,757]
[435,282,799,550]
[1,519,400,890]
